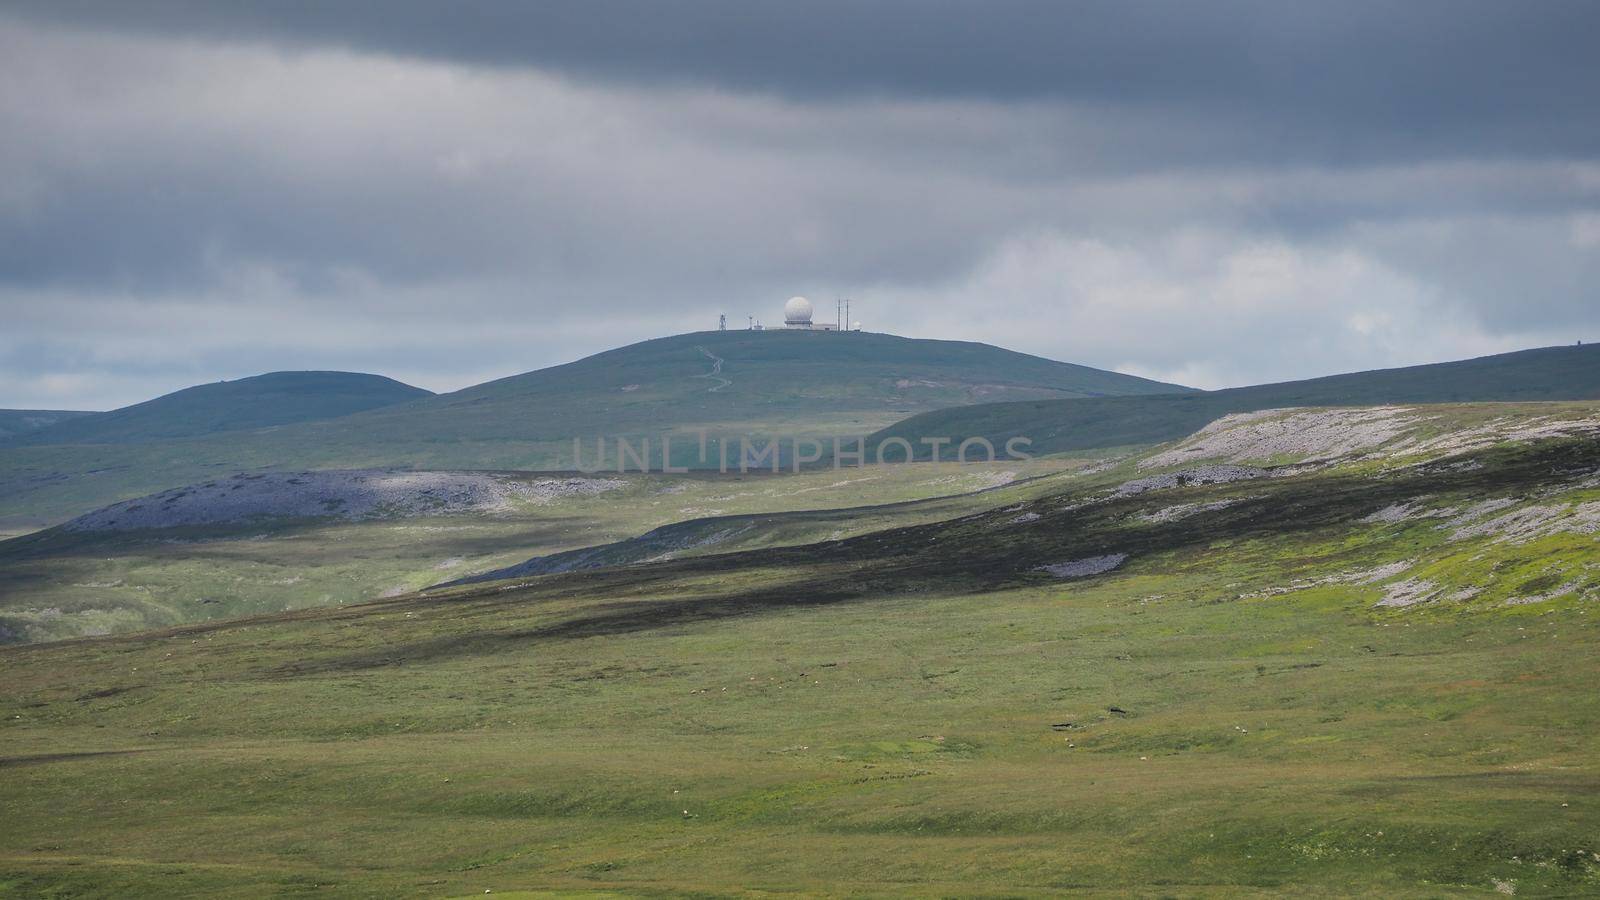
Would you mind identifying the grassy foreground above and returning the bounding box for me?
[2,412,1598,896]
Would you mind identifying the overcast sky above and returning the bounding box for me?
[2,1,1597,409]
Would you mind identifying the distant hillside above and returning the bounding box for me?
[330,329,1184,443]
[9,371,433,446]
[868,343,1600,459]
[0,409,94,440]
[0,331,1179,525]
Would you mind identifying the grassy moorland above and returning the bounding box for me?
[0,410,93,441]
[0,459,1075,644]
[2,372,433,448]
[1,403,1597,896]
[868,343,1600,460]
[0,331,1178,529]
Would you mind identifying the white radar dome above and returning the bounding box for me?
[783,296,814,324]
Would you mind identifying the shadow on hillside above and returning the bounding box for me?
[268,438,1600,676]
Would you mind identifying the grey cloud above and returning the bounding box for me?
[4,20,1594,300]
[0,7,1596,409]
[0,27,1054,295]
[6,0,1600,166]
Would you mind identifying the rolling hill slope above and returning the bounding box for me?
[6,371,433,446]
[0,331,1180,524]
[867,343,1600,459]
[451,400,1600,586]
[3,404,1598,894]
[0,458,1068,643]
[0,409,94,441]
[279,329,1185,445]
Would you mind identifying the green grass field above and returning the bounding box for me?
[0,459,1078,643]
[2,403,1597,896]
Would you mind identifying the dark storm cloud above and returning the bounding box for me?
[0,3,1596,409]
[10,0,1600,165]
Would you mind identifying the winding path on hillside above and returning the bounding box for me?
[694,346,732,392]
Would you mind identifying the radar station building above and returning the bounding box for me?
[728,296,861,332]
[782,296,838,330]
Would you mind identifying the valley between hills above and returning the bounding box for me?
[2,337,1599,895]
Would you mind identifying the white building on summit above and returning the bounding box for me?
[732,296,857,332]
[782,296,838,330]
